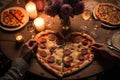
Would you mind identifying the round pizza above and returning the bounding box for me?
[93,3,120,26]
[34,30,95,77]
[0,7,28,28]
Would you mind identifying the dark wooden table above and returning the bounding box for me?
[0,0,120,80]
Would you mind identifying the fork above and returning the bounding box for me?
[107,39,120,53]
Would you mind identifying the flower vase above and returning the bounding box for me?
[60,17,71,36]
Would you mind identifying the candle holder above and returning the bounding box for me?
[60,17,71,36]
[15,34,24,43]
[26,21,35,38]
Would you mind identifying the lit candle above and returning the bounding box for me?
[25,1,38,19]
[33,17,45,32]
[16,35,24,43]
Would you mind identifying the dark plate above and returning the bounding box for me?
[92,4,120,28]
[111,31,120,50]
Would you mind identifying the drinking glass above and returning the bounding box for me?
[26,21,35,38]
[45,15,54,30]
[16,0,20,4]
[90,21,100,38]
[80,9,92,33]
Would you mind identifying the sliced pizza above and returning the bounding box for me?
[1,10,20,27]
[34,30,95,77]
[0,7,27,28]
[9,9,24,23]
[94,3,120,26]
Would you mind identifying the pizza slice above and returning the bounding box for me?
[35,30,65,77]
[63,32,95,76]
[9,9,24,24]
[37,47,64,77]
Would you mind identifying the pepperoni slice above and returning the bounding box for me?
[39,43,46,49]
[40,38,47,43]
[49,46,57,54]
[81,48,88,55]
[78,54,84,61]
[63,49,72,56]
[56,39,64,45]
[48,34,56,41]
[72,36,82,43]
[38,50,47,57]
[47,56,55,63]
[82,39,89,46]
[64,61,71,68]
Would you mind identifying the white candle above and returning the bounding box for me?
[34,17,45,32]
[25,1,38,19]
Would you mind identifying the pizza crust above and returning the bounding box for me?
[63,53,94,75]
[35,30,56,41]
[37,53,63,77]
[66,32,95,43]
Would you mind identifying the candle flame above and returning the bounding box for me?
[16,35,23,41]
[25,1,36,12]
[34,17,45,26]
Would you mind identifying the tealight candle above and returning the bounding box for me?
[33,17,45,32]
[25,1,38,19]
[16,35,24,43]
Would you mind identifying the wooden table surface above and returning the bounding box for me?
[0,0,120,79]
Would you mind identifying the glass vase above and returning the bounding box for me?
[60,17,71,36]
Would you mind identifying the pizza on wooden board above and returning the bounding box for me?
[0,7,25,28]
[34,30,95,77]
[94,3,120,26]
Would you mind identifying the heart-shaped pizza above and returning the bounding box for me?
[34,30,95,77]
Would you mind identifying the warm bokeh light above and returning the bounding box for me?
[16,35,24,43]
[25,1,38,19]
[34,17,45,31]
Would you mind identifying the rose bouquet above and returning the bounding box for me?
[45,0,84,18]
[45,0,84,34]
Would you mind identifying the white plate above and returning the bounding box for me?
[111,31,120,50]
[0,7,29,31]
[92,5,120,28]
